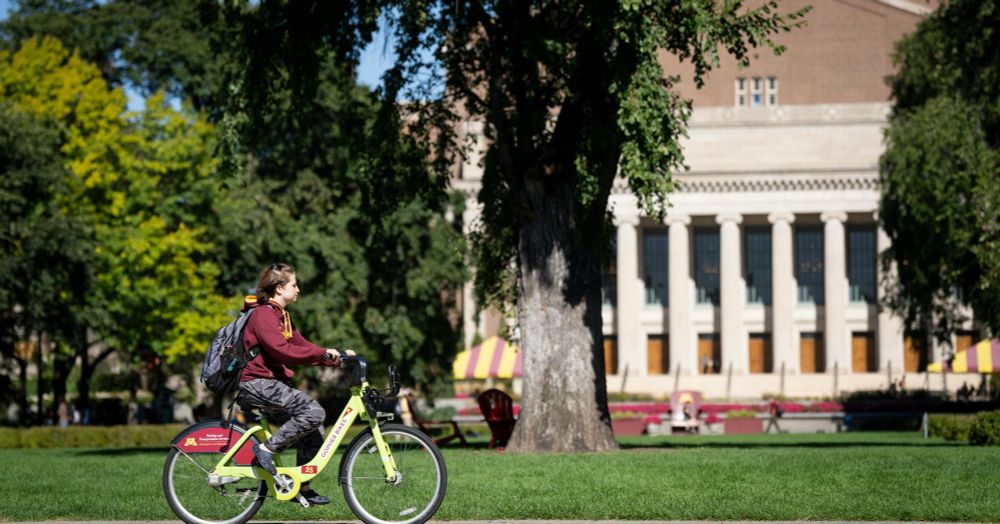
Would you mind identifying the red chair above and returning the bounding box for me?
[477,388,516,448]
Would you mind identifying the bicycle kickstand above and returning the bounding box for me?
[296,493,311,509]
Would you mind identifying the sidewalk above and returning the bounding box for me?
[9,519,965,524]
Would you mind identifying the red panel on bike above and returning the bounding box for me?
[175,427,255,465]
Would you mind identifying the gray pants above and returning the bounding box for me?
[238,379,325,465]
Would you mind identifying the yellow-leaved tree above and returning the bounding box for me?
[0,37,232,414]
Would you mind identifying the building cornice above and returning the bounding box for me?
[458,170,881,199]
[611,169,880,195]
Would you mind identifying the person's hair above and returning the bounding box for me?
[256,263,296,303]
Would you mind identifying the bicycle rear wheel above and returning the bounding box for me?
[340,423,447,524]
[163,436,265,524]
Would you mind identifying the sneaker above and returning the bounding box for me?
[299,488,331,506]
[252,443,277,476]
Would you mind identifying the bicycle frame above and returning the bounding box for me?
[208,381,399,502]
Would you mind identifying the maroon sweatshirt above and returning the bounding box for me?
[240,301,334,382]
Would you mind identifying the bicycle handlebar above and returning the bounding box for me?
[338,355,400,396]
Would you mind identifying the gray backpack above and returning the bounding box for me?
[201,309,259,394]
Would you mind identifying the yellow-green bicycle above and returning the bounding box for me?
[162,356,447,524]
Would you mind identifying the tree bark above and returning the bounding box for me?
[52,352,73,427]
[35,332,45,425]
[505,172,617,453]
[16,357,28,426]
[77,342,114,419]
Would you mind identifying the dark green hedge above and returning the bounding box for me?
[969,411,1000,446]
[0,424,187,448]
[928,414,976,441]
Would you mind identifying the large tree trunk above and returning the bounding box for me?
[505,174,617,453]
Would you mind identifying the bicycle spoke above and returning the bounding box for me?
[176,448,214,475]
[165,446,264,524]
[343,425,445,524]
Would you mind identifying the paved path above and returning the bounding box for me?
[9,519,976,524]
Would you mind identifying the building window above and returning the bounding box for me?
[694,227,720,305]
[735,78,747,106]
[847,225,876,303]
[749,333,773,373]
[904,333,928,372]
[800,332,825,373]
[602,233,617,307]
[745,226,772,305]
[699,333,721,374]
[751,77,763,107]
[604,336,618,375]
[737,76,778,107]
[643,230,668,305]
[852,332,876,372]
[795,225,824,304]
[647,334,669,375]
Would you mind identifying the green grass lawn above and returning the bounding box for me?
[0,431,997,522]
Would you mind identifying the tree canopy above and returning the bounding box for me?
[0,0,467,423]
[377,0,806,451]
[880,0,1000,343]
[216,0,806,451]
[0,36,230,415]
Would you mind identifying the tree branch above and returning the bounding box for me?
[92,347,116,369]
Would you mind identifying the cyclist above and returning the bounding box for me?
[239,263,352,506]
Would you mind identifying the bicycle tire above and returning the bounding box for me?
[163,423,266,524]
[340,423,447,524]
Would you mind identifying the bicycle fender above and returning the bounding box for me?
[171,420,259,465]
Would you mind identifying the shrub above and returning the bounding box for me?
[608,392,657,402]
[610,411,645,420]
[726,409,758,419]
[0,424,188,449]
[968,411,1000,446]
[928,414,975,441]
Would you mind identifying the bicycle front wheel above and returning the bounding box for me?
[163,446,265,524]
[341,423,447,524]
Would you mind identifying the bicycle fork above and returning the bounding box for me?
[368,422,401,483]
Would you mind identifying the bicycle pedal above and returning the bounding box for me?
[296,493,311,508]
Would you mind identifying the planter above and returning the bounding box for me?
[611,417,646,436]
[723,417,763,434]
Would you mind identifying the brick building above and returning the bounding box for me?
[453,0,980,397]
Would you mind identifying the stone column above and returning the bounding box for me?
[615,203,644,378]
[821,211,849,374]
[668,214,692,375]
[769,212,797,373]
[876,217,904,373]
[462,200,481,349]
[717,213,745,375]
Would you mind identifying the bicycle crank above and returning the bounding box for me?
[271,474,311,508]
[272,474,295,495]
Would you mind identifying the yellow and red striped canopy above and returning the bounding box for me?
[928,339,1000,373]
[453,336,523,380]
